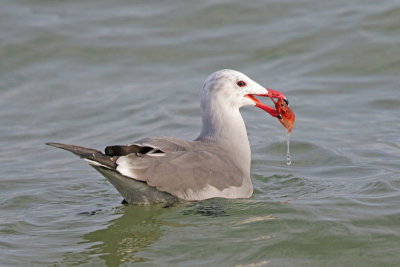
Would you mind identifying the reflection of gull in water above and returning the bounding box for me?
[47,70,287,204]
[72,205,170,265]
[63,201,231,265]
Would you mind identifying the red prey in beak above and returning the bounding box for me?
[244,89,288,119]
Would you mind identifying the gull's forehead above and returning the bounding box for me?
[205,69,248,89]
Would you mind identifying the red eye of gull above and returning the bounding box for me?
[237,81,246,87]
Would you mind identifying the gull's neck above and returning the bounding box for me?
[196,100,251,168]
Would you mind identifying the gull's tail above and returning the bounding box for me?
[46,142,117,169]
[46,142,178,204]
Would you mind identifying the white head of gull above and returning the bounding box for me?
[47,69,287,204]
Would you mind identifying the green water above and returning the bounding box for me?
[1,0,399,266]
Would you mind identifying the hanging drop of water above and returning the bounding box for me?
[286,132,291,166]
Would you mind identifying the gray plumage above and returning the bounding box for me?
[47,69,286,204]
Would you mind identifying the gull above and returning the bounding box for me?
[47,69,287,204]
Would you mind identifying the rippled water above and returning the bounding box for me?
[1,0,400,266]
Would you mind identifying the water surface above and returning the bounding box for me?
[1,0,400,266]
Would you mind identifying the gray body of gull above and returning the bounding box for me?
[47,69,287,204]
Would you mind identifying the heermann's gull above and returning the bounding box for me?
[47,69,288,204]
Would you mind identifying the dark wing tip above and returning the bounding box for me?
[46,142,117,169]
[46,142,66,149]
[105,144,153,156]
[46,142,99,154]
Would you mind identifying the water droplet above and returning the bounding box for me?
[286,132,291,166]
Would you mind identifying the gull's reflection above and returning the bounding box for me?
[181,198,233,217]
[80,204,172,266]
[64,199,235,266]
